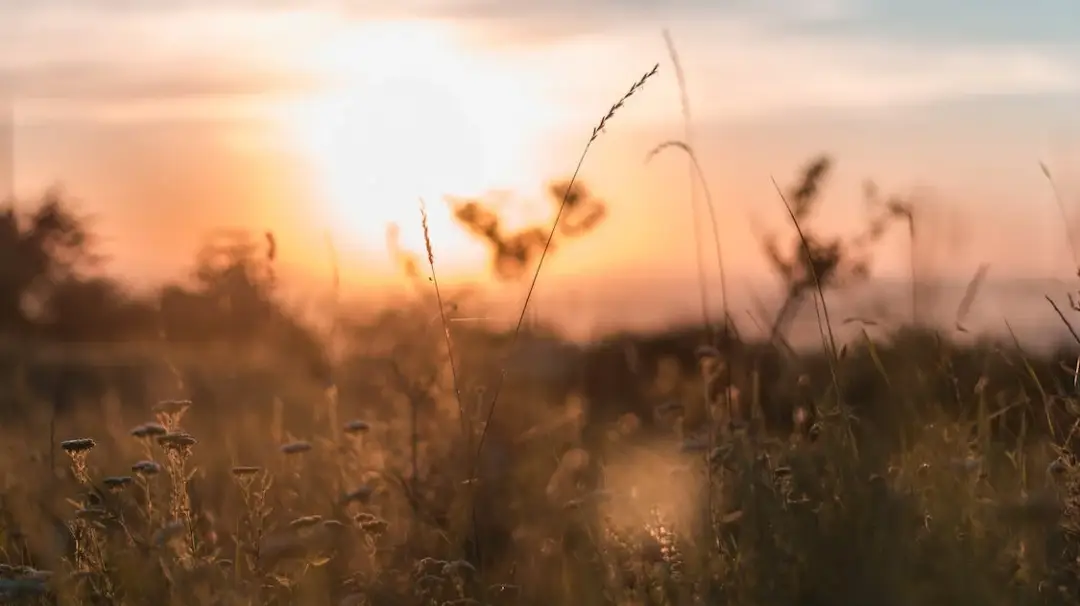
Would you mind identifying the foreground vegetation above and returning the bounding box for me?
[4,317,1080,606]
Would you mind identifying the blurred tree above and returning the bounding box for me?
[158,228,330,382]
[762,155,901,342]
[451,179,608,281]
[0,189,97,338]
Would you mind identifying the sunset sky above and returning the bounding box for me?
[2,0,1079,337]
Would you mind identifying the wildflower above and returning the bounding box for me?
[343,419,370,434]
[60,438,96,454]
[281,441,312,455]
[231,465,262,477]
[132,460,163,476]
[157,432,197,451]
[130,423,167,439]
[103,476,133,490]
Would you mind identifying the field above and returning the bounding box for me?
[3,69,1080,606]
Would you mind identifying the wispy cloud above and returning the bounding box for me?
[675,26,1078,121]
[1,0,1076,125]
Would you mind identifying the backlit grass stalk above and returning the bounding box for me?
[419,201,467,452]
[419,200,476,563]
[662,29,711,340]
[769,176,855,456]
[474,63,660,466]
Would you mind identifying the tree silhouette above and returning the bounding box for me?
[0,190,95,337]
[450,179,608,281]
[762,155,902,341]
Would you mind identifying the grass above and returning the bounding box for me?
[4,323,1080,606]
[3,61,1080,606]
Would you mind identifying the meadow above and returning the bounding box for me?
[3,65,1080,606]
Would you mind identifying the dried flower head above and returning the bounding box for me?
[344,419,370,435]
[153,400,191,431]
[130,423,168,440]
[280,441,312,455]
[60,438,96,454]
[157,432,197,451]
[289,515,323,530]
[153,400,191,416]
[132,460,163,476]
[354,512,388,535]
[103,476,133,490]
[231,465,262,477]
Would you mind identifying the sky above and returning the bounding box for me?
[1,0,1079,339]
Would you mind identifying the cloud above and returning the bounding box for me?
[3,61,319,104]
[2,0,1076,128]
[682,31,1080,121]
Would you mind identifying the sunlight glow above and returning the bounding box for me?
[278,20,557,271]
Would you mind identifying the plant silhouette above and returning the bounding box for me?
[450,179,608,280]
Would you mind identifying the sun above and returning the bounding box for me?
[277,20,554,275]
